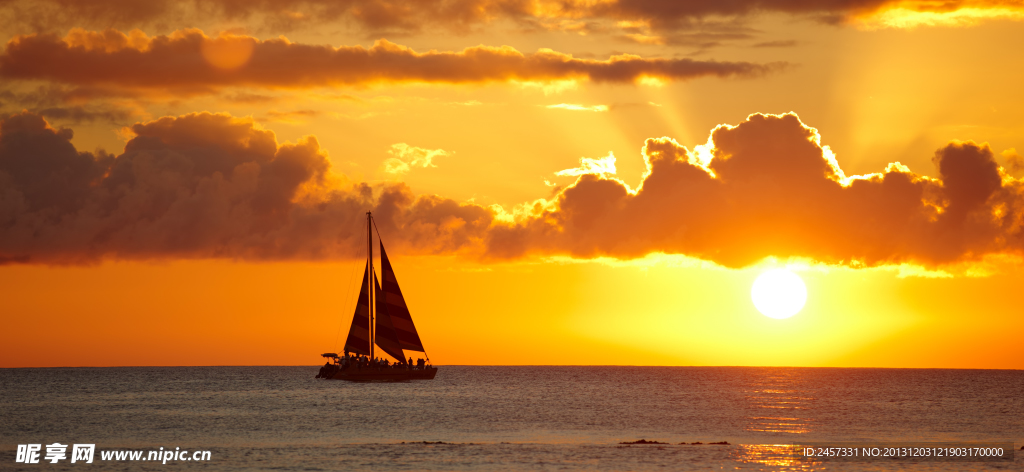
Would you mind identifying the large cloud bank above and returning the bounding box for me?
[2,111,1022,267]
[0,111,491,263]
[490,113,1024,267]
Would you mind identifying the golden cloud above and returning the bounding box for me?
[3,0,1018,41]
[3,111,1024,269]
[0,29,787,94]
[486,113,1024,268]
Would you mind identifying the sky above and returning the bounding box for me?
[1,0,1023,368]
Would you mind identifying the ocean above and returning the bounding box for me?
[1,366,1021,471]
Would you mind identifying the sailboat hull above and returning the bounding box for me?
[321,366,438,381]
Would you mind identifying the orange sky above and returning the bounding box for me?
[2,0,1023,368]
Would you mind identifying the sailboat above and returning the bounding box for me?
[316,211,438,381]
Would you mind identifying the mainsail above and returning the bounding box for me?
[379,242,426,352]
[374,273,407,362]
[342,264,371,356]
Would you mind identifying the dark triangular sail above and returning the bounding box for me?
[342,263,371,356]
[374,273,407,363]
[379,242,425,352]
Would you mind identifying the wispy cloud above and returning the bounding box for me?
[555,152,617,176]
[383,143,449,175]
[263,109,319,124]
[546,103,609,112]
[752,40,799,48]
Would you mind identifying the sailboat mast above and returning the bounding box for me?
[367,211,374,360]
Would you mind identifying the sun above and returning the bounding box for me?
[751,269,807,319]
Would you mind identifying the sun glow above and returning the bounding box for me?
[751,269,807,319]
[856,7,1024,29]
[200,34,255,70]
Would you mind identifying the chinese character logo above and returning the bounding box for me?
[44,443,68,463]
[15,444,41,463]
[71,444,95,464]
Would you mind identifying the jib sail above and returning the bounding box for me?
[342,264,371,356]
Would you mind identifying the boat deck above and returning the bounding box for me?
[319,365,438,381]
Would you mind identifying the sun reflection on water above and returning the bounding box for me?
[744,370,816,434]
[737,444,820,470]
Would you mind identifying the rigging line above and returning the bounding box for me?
[332,217,366,352]
[370,215,383,243]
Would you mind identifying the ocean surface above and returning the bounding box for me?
[1,366,1021,471]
